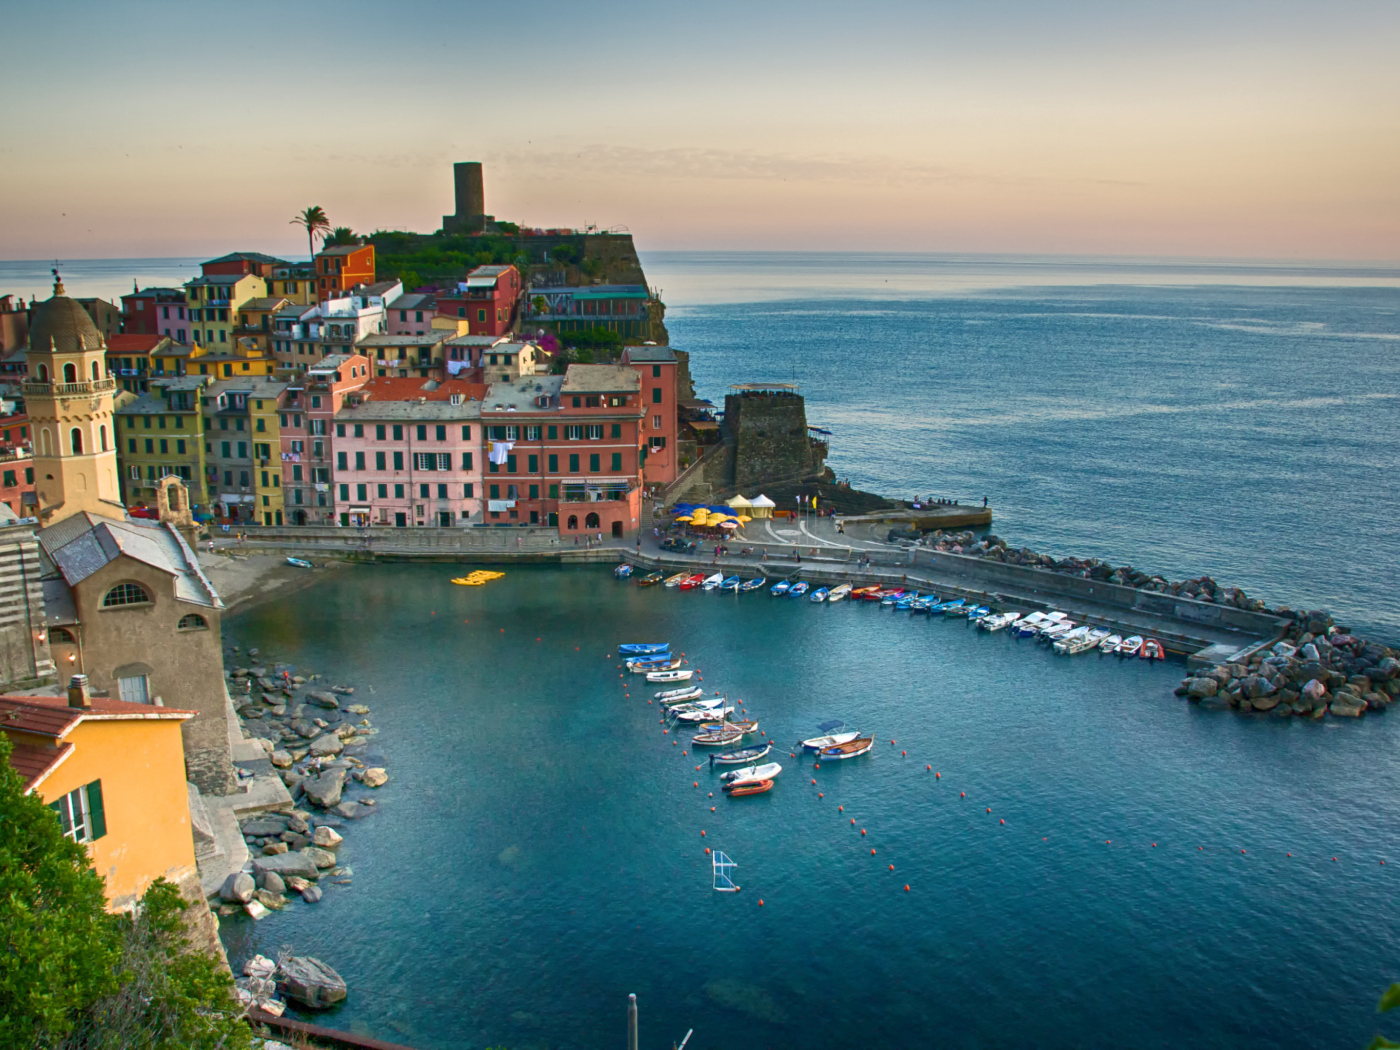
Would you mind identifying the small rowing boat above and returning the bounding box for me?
[667,696,726,714]
[789,581,809,598]
[828,583,852,602]
[721,761,782,785]
[646,668,694,682]
[1116,635,1144,657]
[1098,633,1123,654]
[679,573,706,590]
[894,592,921,610]
[674,704,733,723]
[939,598,968,616]
[656,686,704,704]
[620,642,669,655]
[287,557,313,569]
[627,655,681,672]
[1140,639,1166,661]
[966,605,991,623]
[698,718,757,734]
[740,577,767,591]
[663,572,689,587]
[614,564,633,578]
[726,778,774,797]
[636,571,665,587]
[701,572,725,591]
[980,612,1020,632]
[869,587,901,602]
[850,586,880,600]
[800,720,858,752]
[819,736,874,760]
[880,589,906,606]
[719,575,742,591]
[692,728,745,746]
[770,580,791,596]
[710,743,772,765]
[809,586,830,602]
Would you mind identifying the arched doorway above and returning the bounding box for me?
[611,521,623,538]
[585,511,600,530]
[567,515,578,531]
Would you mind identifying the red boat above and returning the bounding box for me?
[726,778,774,797]
[863,587,896,602]
[1140,639,1165,661]
[678,573,707,591]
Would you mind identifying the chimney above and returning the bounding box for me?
[67,674,91,709]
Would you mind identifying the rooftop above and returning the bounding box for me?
[38,513,223,609]
[386,293,436,312]
[357,377,489,402]
[185,275,250,287]
[467,265,514,278]
[560,365,641,395]
[240,297,291,312]
[482,376,564,413]
[204,252,287,267]
[445,334,508,347]
[107,334,169,353]
[317,245,369,257]
[356,333,444,347]
[622,345,677,363]
[336,397,483,422]
[150,375,209,392]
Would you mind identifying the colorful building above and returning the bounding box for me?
[621,345,680,487]
[202,377,287,524]
[271,289,389,372]
[0,448,35,518]
[269,261,317,305]
[114,376,208,510]
[279,355,371,524]
[184,273,267,350]
[119,287,186,338]
[200,251,286,279]
[2,686,198,910]
[356,333,445,379]
[313,244,375,302]
[106,333,170,393]
[235,296,291,354]
[1,293,30,354]
[75,298,123,343]
[385,292,437,336]
[436,264,520,336]
[525,283,653,341]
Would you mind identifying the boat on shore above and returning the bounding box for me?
[287,557,313,569]
[710,743,772,765]
[620,643,668,655]
[810,586,830,602]
[819,736,874,760]
[614,564,633,578]
[647,668,694,682]
[828,583,852,602]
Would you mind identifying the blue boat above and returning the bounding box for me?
[789,581,810,597]
[619,643,669,655]
[966,605,991,623]
[614,564,634,578]
[939,599,968,616]
[740,577,767,591]
[895,591,922,610]
[880,589,906,606]
[719,575,742,591]
[909,596,934,613]
[770,580,791,596]
[809,586,830,602]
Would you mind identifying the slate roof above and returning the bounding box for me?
[622,345,677,362]
[38,514,223,609]
[386,293,435,312]
[42,577,76,626]
[483,376,563,412]
[560,365,641,394]
[204,252,286,267]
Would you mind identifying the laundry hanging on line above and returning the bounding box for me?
[489,441,515,465]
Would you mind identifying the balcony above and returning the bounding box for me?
[22,377,117,398]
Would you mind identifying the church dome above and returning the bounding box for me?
[28,274,104,354]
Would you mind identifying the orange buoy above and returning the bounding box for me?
[851,818,856,824]
[811,779,816,785]
[890,740,895,745]
[986,808,991,813]
[709,793,713,798]
[537,637,541,641]
[838,805,844,812]
[814,763,820,770]
[1152,843,1157,848]
[1241,849,1246,854]
[696,765,701,771]
[1287,853,1292,857]
[705,847,711,854]
[1199,847,1203,851]
[818,792,824,798]
[790,753,796,758]
[927,765,931,771]
[901,751,906,756]
[1106,840,1111,845]
[701,830,706,836]
[960,792,965,798]
[904,884,910,892]
[758,899,764,906]
[888,864,894,871]
[694,782,698,787]
[870,848,876,855]
[935,772,940,778]
[663,729,669,734]
[1333,857,1338,862]
[711,806,715,812]
[861,829,867,836]
[1000,819,1005,825]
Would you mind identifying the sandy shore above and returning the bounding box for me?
[197,550,345,613]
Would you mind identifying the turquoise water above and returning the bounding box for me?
[224,564,1400,1049]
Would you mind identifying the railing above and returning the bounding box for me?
[22,377,117,397]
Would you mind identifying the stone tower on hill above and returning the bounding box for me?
[443,161,489,234]
[24,273,124,524]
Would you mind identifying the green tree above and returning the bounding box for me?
[1368,983,1400,1048]
[323,226,358,247]
[289,206,331,261]
[0,736,249,1050]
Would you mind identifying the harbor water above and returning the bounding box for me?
[224,564,1400,1049]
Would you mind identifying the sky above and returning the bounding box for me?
[2,0,1397,261]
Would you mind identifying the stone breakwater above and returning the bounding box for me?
[215,644,390,925]
[1176,610,1400,718]
[914,530,1280,615]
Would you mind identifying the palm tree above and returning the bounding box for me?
[290,206,331,261]
[324,227,358,247]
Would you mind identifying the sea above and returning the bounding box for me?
[7,252,1400,1046]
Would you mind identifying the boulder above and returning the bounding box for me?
[286,815,310,835]
[312,825,343,849]
[255,889,287,911]
[301,771,346,809]
[333,801,365,820]
[309,734,343,757]
[262,842,289,856]
[1374,657,1400,681]
[219,872,255,904]
[1349,675,1373,694]
[1330,698,1365,718]
[284,875,311,892]
[259,871,286,894]
[291,721,320,740]
[1301,679,1328,703]
[361,768,389,789]
[1250,693,1280,712]
[280,832,311,849]
[1365,692,1390,711]
[1244,676,1275,700]
[306,691,340,710]
[251,850,320,881]
[347,704,370,715]
[278,956,346,1008]
[300,885,323,904]
[303,846,337,869]
[1186,677,1219,699]
[270,750,294,769]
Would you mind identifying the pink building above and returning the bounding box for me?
[278,353,371,525]
[385,293,437,335]
[330,377,489,527]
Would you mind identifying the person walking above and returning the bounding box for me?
[982,495,988,508]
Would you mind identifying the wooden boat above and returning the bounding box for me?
[880,589,906,606]
[620,643,669,655]
[1140,639,1166,661]
[628,655,681,672]
[740,577,767,591]
[828,583,852,602]
[1116,635,1144,657]
[679,573,707,590]
[667,696,726,715]
[938,598,967,616]
[656,686,704,704]
[701,572,725,591]
[674,704,733,723]
[809,586,830,603]
[725,778,774,797]
[450,569,503,585]
[820,736,874,760]
[980,612,1020,632]
[894,592,920,610]
[614,563,634,578]
[850,586,880,600]
[712,850,741,891]
[646,668,694,682]
[721,761,782,785]
[663,572,690,587]
[719,575,742,591]
[870,587,902,602]
[789,581,810,598]
[800,720,859,752]
[287,556,313,569]
[1098,633,1123,653]
[698,718,757,734]
[710,743,772,765]
[692,728,746,746]
[770,580,791,596]
[636,571,665,586]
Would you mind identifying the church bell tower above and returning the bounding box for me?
[25,271,124,522]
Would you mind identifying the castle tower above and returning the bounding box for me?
[25,272,124,523]
[442,161,487,234]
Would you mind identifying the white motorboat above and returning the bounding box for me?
[1012,611,1050,637]
[655,685,703,702]
[720,761,782,785]
[627,655,681,673]
[1098,633,1123,654]
[658,687,706,706]
[1116,635,1144,657]
[701,572,725,591]
[1086,627,1112,646]
[646,668,694,682]
[1040,620,1075,642]
[674,704,734,723]
[667,696,726,715]
[828,583,852,603]
[800,719,860,752]
[980,612,1020,632]
[1051,625,1091,654]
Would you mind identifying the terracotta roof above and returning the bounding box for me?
[360,377,489,402]
[107,334,165,353]
[0,694,196,740]
[7,740,74,792]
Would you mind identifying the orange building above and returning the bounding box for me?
[313,245,375,302]
[2,682,198,910]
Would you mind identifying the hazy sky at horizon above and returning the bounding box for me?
[2,0,1397,261]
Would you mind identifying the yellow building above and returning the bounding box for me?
[248,383,285,525]
[23,276,125,524]
[185,273,266,349]
[235,296,291,353]
[2,683,197,910]
[269,262,316,305]
[191,341,278,379]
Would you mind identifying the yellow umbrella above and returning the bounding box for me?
[737,515,752,523]
[674,514,693,523]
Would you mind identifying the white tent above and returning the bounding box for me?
[748,493,776,519]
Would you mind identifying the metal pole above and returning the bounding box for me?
[628,993,638,1050]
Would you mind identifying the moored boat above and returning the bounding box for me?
[698,718,757,734]
[710,743,772,765]
[939,598,968,616]
[656,685,704,704]
[1098,633,1123,653]
[894,592,921,610]
[666,696,726,715]
[692,728,746,746]
[1140,638,1166,661]
[820,736,874,760]
[980,612,1020,632]
[850,586,880,600]
[701,572,725,591]
[770,580,791,596]
[614,563,633,578]
[789,581,810,598]
[720,761,782,784]
[1012,611,1049,637]
[663,572,689,587]
[740,577,767,591]
[1051,625,1092,654]
[620,643,669,655]
[828,583,852,602]
[809,586,830,602]
[966,605,991,623]
[880,589,906,606]
[800,720,859,752]
[725,778,774,797]
[646,668,694,682]
[286,557,313,569]
[719,575,742,591]
[679,573,707,590]
[628,655,681,672]
[1116,635,1144,657]
[674,704,733,722]
[1040,620,1076,643]
[636,571,665,586]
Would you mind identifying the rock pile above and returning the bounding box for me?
[1175,609,1400,719]
[235,952,348,1014]
[220,644,391,922]
[918,531,1279,614]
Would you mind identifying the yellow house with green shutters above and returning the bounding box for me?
[184,273,266,350]
[114,377,210,512]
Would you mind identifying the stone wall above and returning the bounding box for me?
[724,390,825,491]
[0,524,54,689]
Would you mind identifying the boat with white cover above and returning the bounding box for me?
[646,668,694,682]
